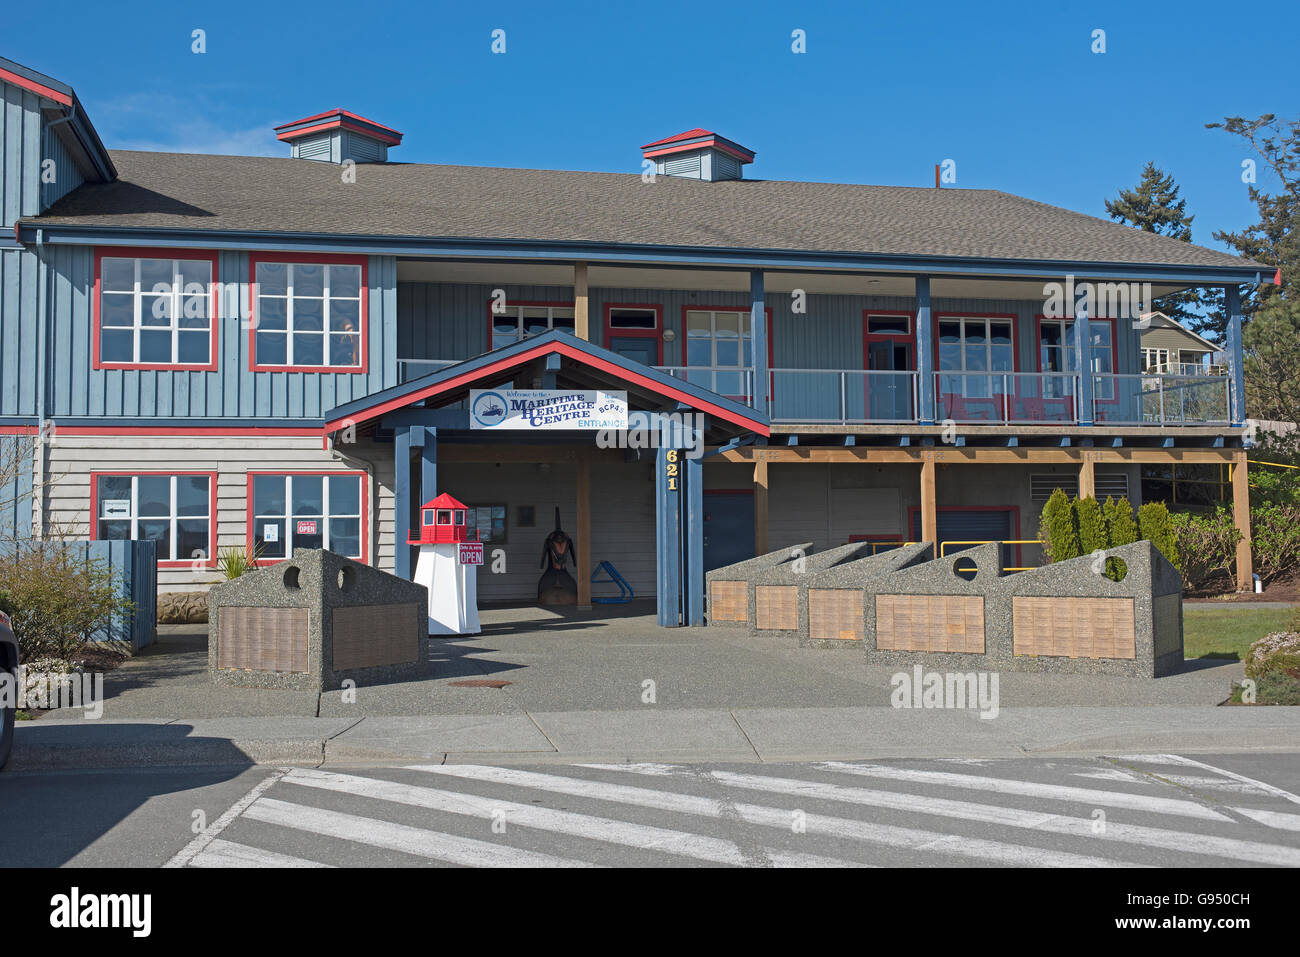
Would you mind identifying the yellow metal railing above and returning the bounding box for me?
[940,539,1043,573]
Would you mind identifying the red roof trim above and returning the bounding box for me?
[275,111,403,146]
[641,128,714,149]
[0,65,73,106]
[275,108,402,136]
[642,137,754,164]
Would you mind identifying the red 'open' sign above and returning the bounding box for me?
[459,543,484,565]
[296,520,319,535]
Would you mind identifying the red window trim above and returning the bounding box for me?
[678,305,775,368]
[603,302,663,364]
[248,253,369,374]
[484,298,576,349]
[89,470,219,569]
[245,469,369,566]
[906,504,1023,568]
[862,309,917,418]
[92,247,221,372]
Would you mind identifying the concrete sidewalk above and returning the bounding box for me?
[13,704,1300,770]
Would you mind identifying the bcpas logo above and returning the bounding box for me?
[49,887,151,938]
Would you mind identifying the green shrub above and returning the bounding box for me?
[1249,502,1300,584]
[1170,507,1241,593]
[217,544,263,580]
[1040,488,1080,563]
[1137,501,1181,572]
[1074,497,1107,555]
[0,542,136,661]
[1243,630,1300,681]
[1104,496,1139,547]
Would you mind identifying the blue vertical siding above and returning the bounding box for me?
[40,121,83,210]
[1,79,42,228]
[26,251,399,419]
[0,246,40,416]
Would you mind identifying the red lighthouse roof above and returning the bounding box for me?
[410,493,473,545]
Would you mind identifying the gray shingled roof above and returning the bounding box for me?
[26,149,1261,271]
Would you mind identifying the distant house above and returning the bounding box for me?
[1139,312,1223,376]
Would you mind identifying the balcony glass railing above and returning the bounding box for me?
[935,372,1080,425]
[1092,373,1231,426]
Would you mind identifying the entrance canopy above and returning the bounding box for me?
[322,330,769,440]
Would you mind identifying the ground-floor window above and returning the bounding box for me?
[248,472,365,561]
[466,504,507,543]
[92,472,215,566]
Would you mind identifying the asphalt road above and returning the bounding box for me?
[2,752,1299,867]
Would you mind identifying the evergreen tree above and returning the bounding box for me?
[1104,496,1140,546]
[1204,114,1300,415]
[1040,488,1080,563]
[1105,162,1202,324]
[1075,497,1108,554]
[1138,501,1182,572]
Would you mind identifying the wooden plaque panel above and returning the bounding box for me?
[875,595,984,652]
[809,589,864,640]
[710,581,749,622]
[1013,597,1136,659]
[218,606,309,673]
[332,603,420,671]
[755,585,798,631]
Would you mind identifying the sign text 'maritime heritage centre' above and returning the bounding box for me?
[469,389,628,431]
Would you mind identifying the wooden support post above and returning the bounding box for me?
[920,452,937,548]
[576,455,591,608]
[753,454,769,555]
[574,261,589,341]
[1233,451,1253,591]
[1079,453,1095,499]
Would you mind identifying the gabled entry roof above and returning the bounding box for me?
[322,330,770,437]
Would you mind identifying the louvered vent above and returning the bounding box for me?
[1030,473,1130,503]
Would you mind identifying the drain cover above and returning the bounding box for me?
[447,679,513,688]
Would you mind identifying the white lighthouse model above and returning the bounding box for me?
[409,493,482,635]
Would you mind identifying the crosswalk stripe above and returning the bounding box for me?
[698,768,1300,867]
[411,764,1141,868]
[282,767,857,868]
[1232,807,1300,833]
[1140,755,1300,807]
[242,797,593,868]
[188,838,334,868]
[818,761,1231,821]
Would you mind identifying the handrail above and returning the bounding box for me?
[939,539,1042,573]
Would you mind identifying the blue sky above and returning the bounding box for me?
[8,0,1297,255]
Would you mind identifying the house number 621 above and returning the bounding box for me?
[665,449,679,490]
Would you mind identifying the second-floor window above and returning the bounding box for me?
[253,259,365,371]
[1039,318,1115,400]
[938,316,1014,398]
[96,254,216,370]
[685,309,752,396]
[491,303,575,349]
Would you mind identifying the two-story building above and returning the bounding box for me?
[0,56,1268,626]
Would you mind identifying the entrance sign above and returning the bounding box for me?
[469,389,627,431]
[458,542,484,565]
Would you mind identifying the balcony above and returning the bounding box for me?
[398,355,1233,429]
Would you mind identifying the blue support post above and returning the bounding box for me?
[419,427,438,504]
[750,270,767,417]
[655,443,682,626]
[1073,285,1095,427]
[1226,284,1245,427]
[394,427,412,580]
[683,438,705,626]
[915,276,934,424]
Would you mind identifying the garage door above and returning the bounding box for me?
[911,508,1019,568]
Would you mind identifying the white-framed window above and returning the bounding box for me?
[94,473,213,564]
[1040,318,1115,399]
[491,304,575,349]
[684,309,752,396]
[250,473,364,560]
[253,261,363,368]
[938,316,1014,398]
[98,256,214,367]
